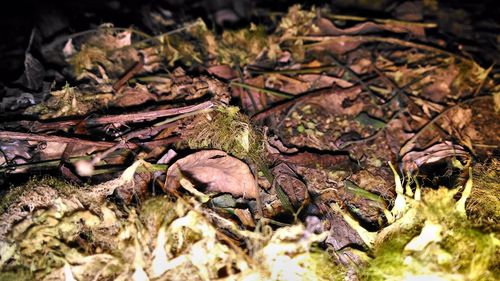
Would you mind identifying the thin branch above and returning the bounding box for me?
[0,130,132,148]
[247,65,340,75]
[324,14,437,28]
[326,54,385,101]
[8,101,213,133]
[113,54,145,92]
[251,85,362,122]
[300,35,472,63]
[230,81,294,99]
[0,130,181,150]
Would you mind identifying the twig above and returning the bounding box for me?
[236,65,259,113]
[0,155,168,174]
[112,54,145,92]
[153,107,213,126]
[88,101,213,125]
[251,85,361,122]
[325,14,437,28]
[0,155,90,172]
[119,121,179,141]
[300,36,472,63]
[230,81,294,99]
[247,65,340,75]
[0,130,133,148]
[127,20,203,50]
[9,101,213,132]
[472,65,493,96]
[0,130,181,150]
[326,54,385,101]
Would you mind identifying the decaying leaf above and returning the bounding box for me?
[401,141,470,172]
[165,150,258,199]
[67,27,139,80]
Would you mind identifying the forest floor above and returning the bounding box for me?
[0,1,499,280]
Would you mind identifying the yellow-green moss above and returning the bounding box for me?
[361,186,500,281]
[466,160,500,230]
[361,231,416,281]
[308,249,346,281]
[218,24,269,66]
[187,105,264,160]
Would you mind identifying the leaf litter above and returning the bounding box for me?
[0,2,499,281]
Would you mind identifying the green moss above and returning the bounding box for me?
[361,231,416,281]
[361,185,500,281]
[466,160,500,230]
[187,105,264,160]
[308,249,346,281]
[218,24,269,66]
[0,176,76,214]
[441,222,500,280]
[0,266,32,281]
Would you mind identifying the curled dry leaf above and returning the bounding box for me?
[401,141,470,172]
[165,150,257,199]
[314,18,425,37]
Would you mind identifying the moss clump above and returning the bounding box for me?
[361,231,417,281]
[218,24,269,66]
[0,176,76,214]
[186,105,263,160]
[308,249,346,281]
[466,159,500,231]
[0,266,32,281]
[361,187,500,281]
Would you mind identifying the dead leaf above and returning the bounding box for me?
[112,84,157,107]
[207,65,237,80]
[310,37,364,55]
[314,18,424,37]
[272,163,309,209]
[401,141,470,172]
[440,106,472,132]
[233,208,255,227]
[16,53,45,91]
[276,151,353,170]
[308,85,364,116]
[165,150,257,199]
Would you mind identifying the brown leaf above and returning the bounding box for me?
[207,65,238,80]
[165,150,257,199]
[401,141,470,172]
[112,84,157,107]
[308,84,364,116]
[314,17,425,37]
[314,18,420,36]
[233,208,255,227]
[276,151,354,170]
[310,37,364,55]
[272,163,309,209]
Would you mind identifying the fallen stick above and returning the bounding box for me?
[5,101,214,132]
[251,85,361,122]
[0,130,181,150]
